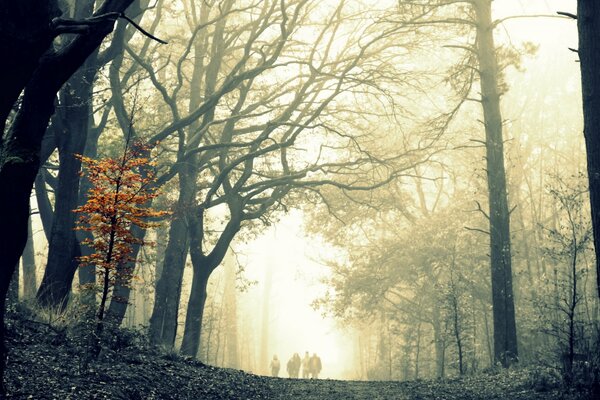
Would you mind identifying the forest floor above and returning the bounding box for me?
[3,308,595,400]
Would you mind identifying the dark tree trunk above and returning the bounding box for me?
[474,0,518,367]
[148,170,193,348]
[34,128,58,242]
[34,171,55,242]
[578,1,600,302]
[0,154,40,395]
[432,305,445,378]
[37,0,99,309]
[0,1,59,134]
[155,226,168,283]
[106,223,147,326]
[37,84,93,307]
[180,203,241,357]
[180,262,211,357]
[0,1,137,392]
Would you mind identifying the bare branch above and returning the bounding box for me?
[557,11,577,20]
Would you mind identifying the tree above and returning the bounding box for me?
[576,2,600,302]
[74,139,166,355]
[540,174,594,384]
[388,0,521,366]
[310,184,491,378]
[36,0,152,310]
[0,0,143,391]
[133,0,430,355]
[473,0,518,367]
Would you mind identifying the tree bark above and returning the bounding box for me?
[223,254,240,369]
[474,0,518,367]
[37,43,98,308]
[106,223,146,325]
[577,1,600,302]
[22,215,37,300]
[77,127,102,311]
[179,261,211,357]
[180,202,241,356]
[0,1,59,134]
[34,171,55,242]
[148,172,193,347]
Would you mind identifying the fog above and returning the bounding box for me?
[238,210,356,379]
[10,0,600,390]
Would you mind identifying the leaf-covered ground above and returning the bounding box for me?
[3,310,594,399]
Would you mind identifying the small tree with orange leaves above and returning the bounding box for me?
[74,140,167,337]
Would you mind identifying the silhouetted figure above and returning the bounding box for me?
[287,357,294,378]
[301,351,310,378]
[291,353,301,378]
[270,355,281,377]
[309,353,322,379]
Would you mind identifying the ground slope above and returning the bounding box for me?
[3,310,593,399]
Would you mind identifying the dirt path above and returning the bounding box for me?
[271,379,410,400]
[266,375,589,400]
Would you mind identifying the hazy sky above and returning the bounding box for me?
[238,210,357,379]
[231,0,582,380]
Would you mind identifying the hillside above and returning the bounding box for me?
[2,310,593,400]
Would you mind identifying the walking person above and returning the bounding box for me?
[292,353,301,378]
[309,353,322,379]
[301,351,310,378]
[286,356,294,378]
[270,355,281,377]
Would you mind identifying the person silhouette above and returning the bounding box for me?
[309,353,322,379]
[270,355,281,377]
[292,353,301,378]
[301,351,310,378]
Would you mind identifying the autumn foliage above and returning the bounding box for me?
[74,140,168,323]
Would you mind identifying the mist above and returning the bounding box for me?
[1,0,599,399]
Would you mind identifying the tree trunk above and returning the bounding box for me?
[474,0,518,367]
[106,223,147,325]
[180,263,211,357]
[77,127,102,311]
[155,226,167,284]
[34,171,55,242]
[578,1,600,302]
[180,203,240,357]
[432,305,445,378]
[148,175,192,347]
[0,1,59,134]
[37,0,99,307]
[224,253,240,369]
[22,215,37,300]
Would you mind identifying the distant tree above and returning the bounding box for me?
[539,174,594,384]
[311,193,490,379]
